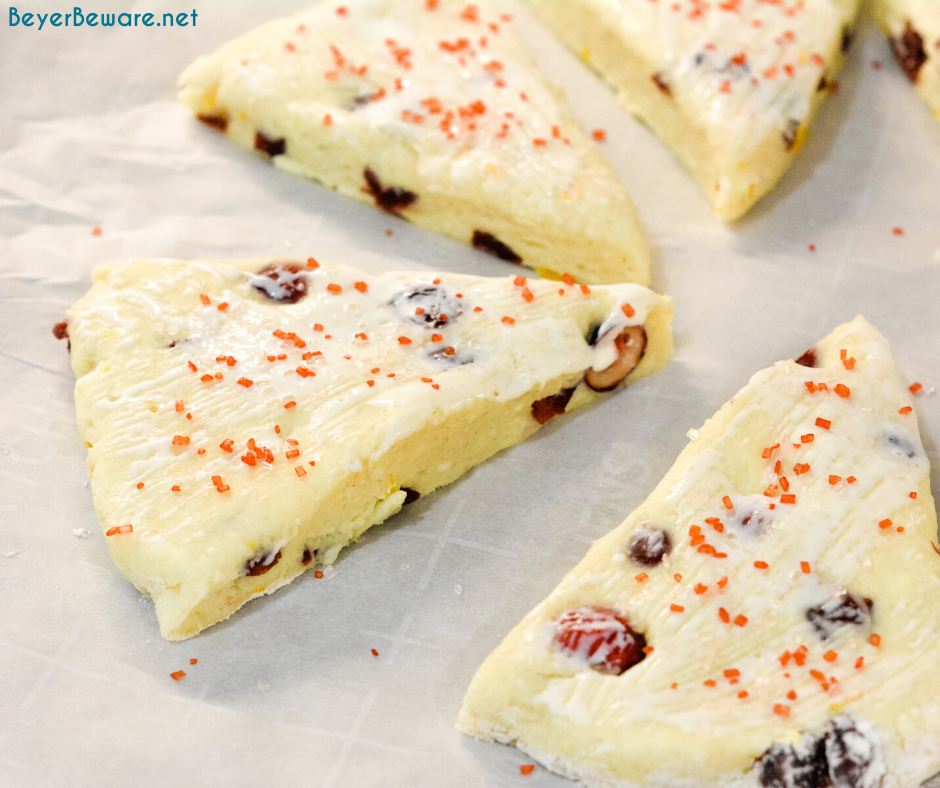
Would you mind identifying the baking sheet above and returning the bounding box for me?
[1,1,940,786]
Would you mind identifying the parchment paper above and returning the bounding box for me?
[1,2,939,786]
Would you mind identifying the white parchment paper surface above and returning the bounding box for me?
[1,2,939,786]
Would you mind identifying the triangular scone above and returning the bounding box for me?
[459,317,940,787]
[62,258,672,640]
[177,1,649,286]
[875,0,940,125]
[527,0,861,221]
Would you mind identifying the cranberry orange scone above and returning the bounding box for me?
[526,0,861,221]
[459,317,940,787]
[875,0,940,124]
[177,0,649,286]
[62,258,672,640]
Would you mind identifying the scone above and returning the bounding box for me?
[875,0,940,124]
[459,317,940,788]
[527,0,861,221]
[60,257,672,640]
[177,0,650,286]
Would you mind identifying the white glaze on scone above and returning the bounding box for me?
[66,257,672,639]
[178,0,649,284]
[459,317,940,788]
[527,0,860,220]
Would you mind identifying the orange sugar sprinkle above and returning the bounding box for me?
[780,494,796,504]
[562,273,575,286]
[200,374,214,383]
[899,406,913,415]
[635,573,648,583]
[137,482,144,490]
[879,519,893,530]
[689,525,702,537]
[532,138,547,148]
[824,651,838,662]
[431,333,443,342]
[843,357,856,370]
[197,449,205,455]
[275,425,281,434]
[829,475,841,485]
[787,690,797,701]
[801,434,814,443]
[220,439,234,453]
[910,382,923,394]
[513,276,526,286]
[670,604,685,613]
[284,401,297,409]
[704,679,717,687]
[717,576,728,588]
[815,417,831,430]
[762,447,773,459]
[892,226,904,236]
[592,129,606,141]
[398,336,412,345]
[433,278,441,285]
[738,691,749,699]
[794,463,810,475]
[712,521,725,533]
[190,658,198,665]
[835,384,850,398]
[754,561,769,569]
[724,669,740,678]
[734,615,748,627]
[171,670,186,681]
[241,454,256,467]
[911,492,918,499]
[856,657,864,669]
[172,435,190,446]
[694,583,708,595]
[106,524,133,536]
[780,651,793,667]
[367,380,375,387]
[521,288,534,303]
[353,281,368,293]
[502,316,515,325]
[580,284,591,295]
[295,466,306,477]
[520,765,535,776]
[871,634,882,646]
[642,646,654,655]
[237,377,254,388]
[691,536,706,547]
[722,495,733,510]
[801,561,811,574]
[674,573,683,582]
[622,303,635,318]
[286,449,300,460]
[327,284,342,294]
[719,608,731,623]
[175,400,185,412]
[216,302,229,312]
[780,477,790,492]
[764,484,778,497]
[847,476,857,484]
[199,294,211,306]
[773,705,790,718]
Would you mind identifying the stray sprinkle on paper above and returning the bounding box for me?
[5,550,22,559]
[400,563,411,571]
[454,584,464,596]
[73,528,91,539]
[321,565,339,581]
[257,681,270,691]
[687,428,700,441]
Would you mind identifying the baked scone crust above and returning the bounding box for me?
[459,317,940,788]
[527,0,861,221]
[178,0,650,285]
[875,0,940,124]
[67,257,672,640]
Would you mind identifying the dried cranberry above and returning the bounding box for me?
[552,606,647,675]
[795,348,818,368]
[758,736,828,788]
[197,113,228,133]
[531,387,576,425]
[402,488,422,505]
[250,262,308,304]
[302,547,313,566]
[805,592,871,641]
[471,230,522,263]
[53,321,70,352]
[841,26,854,54]
[392,285,463,329]
[245,549,282,577]
[628,529,672,567]
[584,326,647,392]
[783,119,802,151]
[652,72,672,96]
[889,22,927,83]
[825,717,884,788]
[254,131,286,157]
[363,168,417,214]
